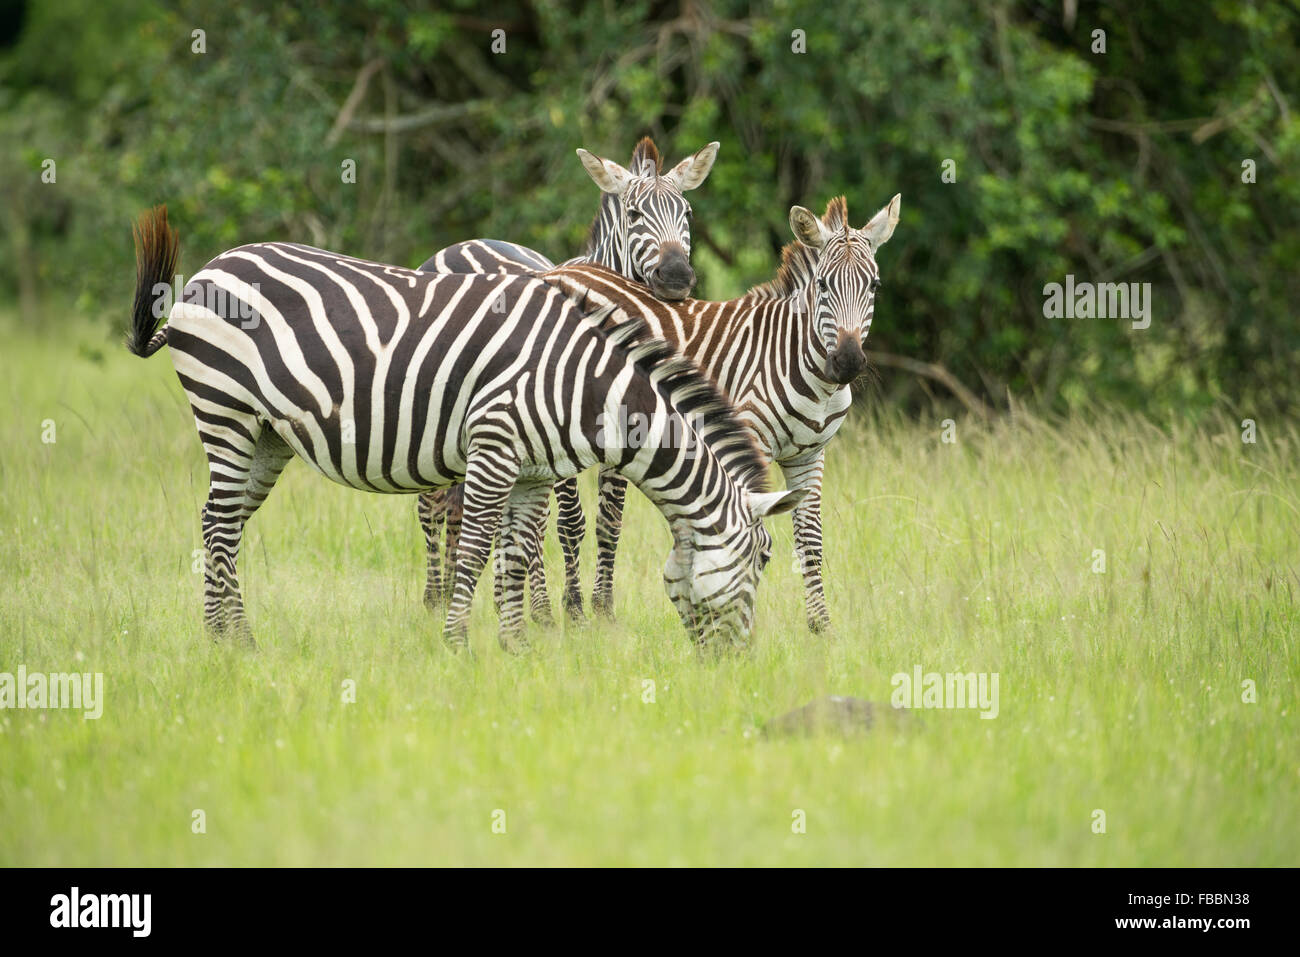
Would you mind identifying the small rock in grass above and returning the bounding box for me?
[763,695,905,737]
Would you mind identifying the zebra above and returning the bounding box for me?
[417,137,719,619]
[125,206,803,652]
[423,136,719,298]
[496,194,901,632]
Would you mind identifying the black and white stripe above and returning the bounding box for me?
[126,206,799,651]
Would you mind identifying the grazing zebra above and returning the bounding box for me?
[417,137,719,619]
[125,207,802,651]
[500,195,901,632]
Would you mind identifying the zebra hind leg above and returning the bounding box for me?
[553,476,585,622]
[591,468,628,619]
[441,484,464,604]
[200,425,295,646]
[525,494,553,626]
[494,482,552,652]
[417,490,448,610]
[443,453,517,652]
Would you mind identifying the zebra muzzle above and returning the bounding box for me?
[648,246,695,301]
[825,332,867,385]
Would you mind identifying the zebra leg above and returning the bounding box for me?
[496,481,553,652]
[524,494,554,625]
[780,451,830,632]
[553,476,586,621]
[441,485,464,603]
[591,468,628,619]
[443,452,518,652]
[201,426,295,645]
[417,490,448,610]
[492,488,553,626]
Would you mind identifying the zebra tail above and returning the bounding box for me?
[125,205,180,358]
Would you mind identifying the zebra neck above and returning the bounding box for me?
[689,294,841,402]
[592,393,738,529]
[585,193,629,277]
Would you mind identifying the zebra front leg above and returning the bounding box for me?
[781,452,830,632]
[443,454,518,652]
[591,468,628,619]
[417,490,448,610]
[496,482,553,652]
[553,476,586,621]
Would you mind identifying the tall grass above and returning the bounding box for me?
[1,314,1296,865]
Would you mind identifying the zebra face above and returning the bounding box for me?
[577,140,720,302]
[790,195,902,386]
[665,488,806,646]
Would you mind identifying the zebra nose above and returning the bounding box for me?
[649,246,695,301]
[825,333,866,385]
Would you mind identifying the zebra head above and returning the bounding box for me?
[790,194,902,385]
[577,137,719,301]
[664,487,807,646]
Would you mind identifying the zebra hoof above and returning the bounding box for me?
[498,635,533,656]
[808,615,831,634]
[207,620,257,649]
[441,630,473,656]
[562,598,586,624]
[531,607,555,627]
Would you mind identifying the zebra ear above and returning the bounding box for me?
[577,149,634,196]
[747,487,809,520]
[860,193,901,249]
[789,206,830,250]
[663,141,720,192]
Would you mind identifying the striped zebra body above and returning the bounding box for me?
[126,207,798,651]
[415,137,719,620]
[423,238,557,277]
[518,195,903,632]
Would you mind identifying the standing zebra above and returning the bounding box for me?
[126,207,801,651]
[417,137,719,619]
[424,137,718,297]
[498,195,900,632]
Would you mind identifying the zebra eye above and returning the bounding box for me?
[627,208,644,222]
[871,278,882,293]
[816,278,828,293]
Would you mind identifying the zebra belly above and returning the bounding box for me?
[166,298,468,495]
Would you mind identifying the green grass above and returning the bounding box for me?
[1,312,1297,866]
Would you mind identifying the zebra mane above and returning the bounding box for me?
[582,303,769,494]
[631,137,662,177]
[747,196,849,300]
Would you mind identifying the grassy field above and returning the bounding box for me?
[1,313,1297,866]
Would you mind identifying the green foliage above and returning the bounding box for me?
[1,0,1296,415]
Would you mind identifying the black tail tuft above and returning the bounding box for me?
[126,205,180,358]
